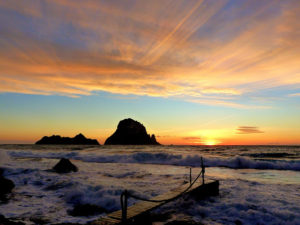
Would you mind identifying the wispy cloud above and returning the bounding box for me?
[236,126,264,134]
[0,0,299,107]
[187,98,271,109]
[288,93,300,97]
[182,136,201,141]
[181,136,202,144]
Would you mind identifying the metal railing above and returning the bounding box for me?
[120,157,205,223]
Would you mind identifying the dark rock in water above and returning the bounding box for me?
[0,170,15,196]
[0,168,4,176]
[165,220,203,225]
[104,118,160,145]
[29,217,49,225]
[0,215,25,225]
[235,220,243,225]
[68,204,107,217]
[131,212,172,225]
[52,223,82,225]
[53,158,78,173]
[52,224,81,225]
[35,133,99,145]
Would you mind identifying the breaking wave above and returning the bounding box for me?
[8,151,300,171]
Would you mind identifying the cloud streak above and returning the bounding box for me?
[182,136,201,140]
[288,93,300,97]
[0,0,299,107]
[236,126,264,134]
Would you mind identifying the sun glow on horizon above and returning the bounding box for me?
[203,140,219,146]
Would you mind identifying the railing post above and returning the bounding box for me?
[201,157,205,184]
[121,190,128,223]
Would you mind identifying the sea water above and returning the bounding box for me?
[0,145,299,224]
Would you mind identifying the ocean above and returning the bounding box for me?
[0,145,299,225]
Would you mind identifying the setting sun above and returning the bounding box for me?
[203,140,219,146]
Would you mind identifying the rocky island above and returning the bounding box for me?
[104,118,160,145]
[35,133,99,145]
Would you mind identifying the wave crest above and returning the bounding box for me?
[8,151,300,171]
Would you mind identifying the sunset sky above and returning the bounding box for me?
[0,0,299,145]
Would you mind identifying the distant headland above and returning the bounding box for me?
[35,133,100,145]
[35,118,160,145]
[104,118,160,145]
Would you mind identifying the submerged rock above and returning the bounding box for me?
[53,158,78,173]
[235,220,243,225]
[68,204,107,217]
[35,133,99,145]
[104,118,160,145]
[29,217,49,225]
[0,177,15,195]
[0,169,15,196]
[52,223,82,225]
[165,220,203,225]
[132,212,172,225]
[0,215,25,225]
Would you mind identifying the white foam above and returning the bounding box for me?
[9,150,300,171]
[0,150,11,165]
[157,178,300,225]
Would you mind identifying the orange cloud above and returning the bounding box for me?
[236,126,264,134]
[288,93,300,97]
[0,0,299,108]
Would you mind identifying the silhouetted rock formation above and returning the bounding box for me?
[35,133,99,145]
[53,158,78,173]
[0,168,15,196]
[104,118,160,145]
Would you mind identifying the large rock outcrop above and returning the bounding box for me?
[104,118,160,145]
[35,133,99,145]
